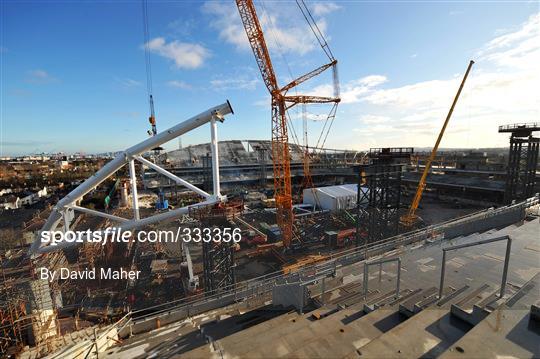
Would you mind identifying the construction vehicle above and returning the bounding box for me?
[236,0,340,247]
[401,60,475,227]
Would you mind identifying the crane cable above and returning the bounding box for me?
[295,0,340,152]
[142,0,156,136]
[142,0,153,97]
[295,0,335,61]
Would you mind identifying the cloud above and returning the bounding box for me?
[359,115,390,124]
[202,1,331,56]
[144,37,210,69]
[325,12,540,149]
[311,2,341,16]
[167,80,192,89]
[114,77,141,88]
[210,77,259,91]
[307,75,387,104]
[167,18,196,37]
[25,69,57,84]
[480,13,539,54]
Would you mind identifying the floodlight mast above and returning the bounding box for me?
[29,101,234,256]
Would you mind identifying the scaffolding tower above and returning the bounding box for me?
[356,148,413,246]
[202,241,236,294]
[499,123,539,203]
[190,201,241,295]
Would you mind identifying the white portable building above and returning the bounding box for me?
[302,184,369,211]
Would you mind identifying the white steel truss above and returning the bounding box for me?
[29,101,234,256]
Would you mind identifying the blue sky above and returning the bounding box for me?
[1,0,539,156]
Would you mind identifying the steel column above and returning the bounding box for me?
[128,159,140,220]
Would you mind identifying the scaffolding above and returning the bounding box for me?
[355,148,412,247]
[356,164,403,245]
[202,241,236,294]
[499,123,539,203]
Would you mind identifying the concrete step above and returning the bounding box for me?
[356,306,471,358]
[329,285,378,307]
[437,285,470,307]
[360,289,401,312]
[413,286,456,313]
[398,286,437,317]
[363,289,415,313]
[450,284,504,326]
[440,272,540,359]
[531,301,540,321]
[293,307,401,358]
[264,293,417,359]
[200,288,413,358]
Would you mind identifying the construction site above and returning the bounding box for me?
[1,1,539,358]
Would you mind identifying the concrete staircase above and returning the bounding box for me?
[100,217,540,359]
[170,274,540,359]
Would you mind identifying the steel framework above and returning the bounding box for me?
[499,123,539,203]
[202,153,212,193]
[356,164,403,246]
[29,101,234,256]
[202,240,236,294]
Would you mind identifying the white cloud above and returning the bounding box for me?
[210,77,259,91]
[324,12,540,150]
[167,80,192,89]
[307,75,387,104]
[202,1,331,56]
[359,115,390,124]
[480,13,539,53]
[114,77,141,88]
[311,2,341,17]
[144,37,210,69]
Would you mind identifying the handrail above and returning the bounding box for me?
[363,257,401,297]
[498,122,539,131]
[439,235,512,298]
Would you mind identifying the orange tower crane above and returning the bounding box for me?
[236,0,340,247]
[401,60,475,227]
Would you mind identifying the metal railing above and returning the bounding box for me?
[363,257,401,298]
[439,235,512,299]
[498,122,539,131]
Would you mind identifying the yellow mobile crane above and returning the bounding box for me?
[401,60,475,227]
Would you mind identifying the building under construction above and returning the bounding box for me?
[1,1,539,358]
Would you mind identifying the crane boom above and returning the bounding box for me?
[401,60,475,226]
[236,0,340,247]
[236,0,279,93]
[236,0,294,247]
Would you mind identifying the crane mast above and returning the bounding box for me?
[236,0,339,247]
[401,60,475,227]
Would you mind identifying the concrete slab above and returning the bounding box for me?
[357,309,471,358]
